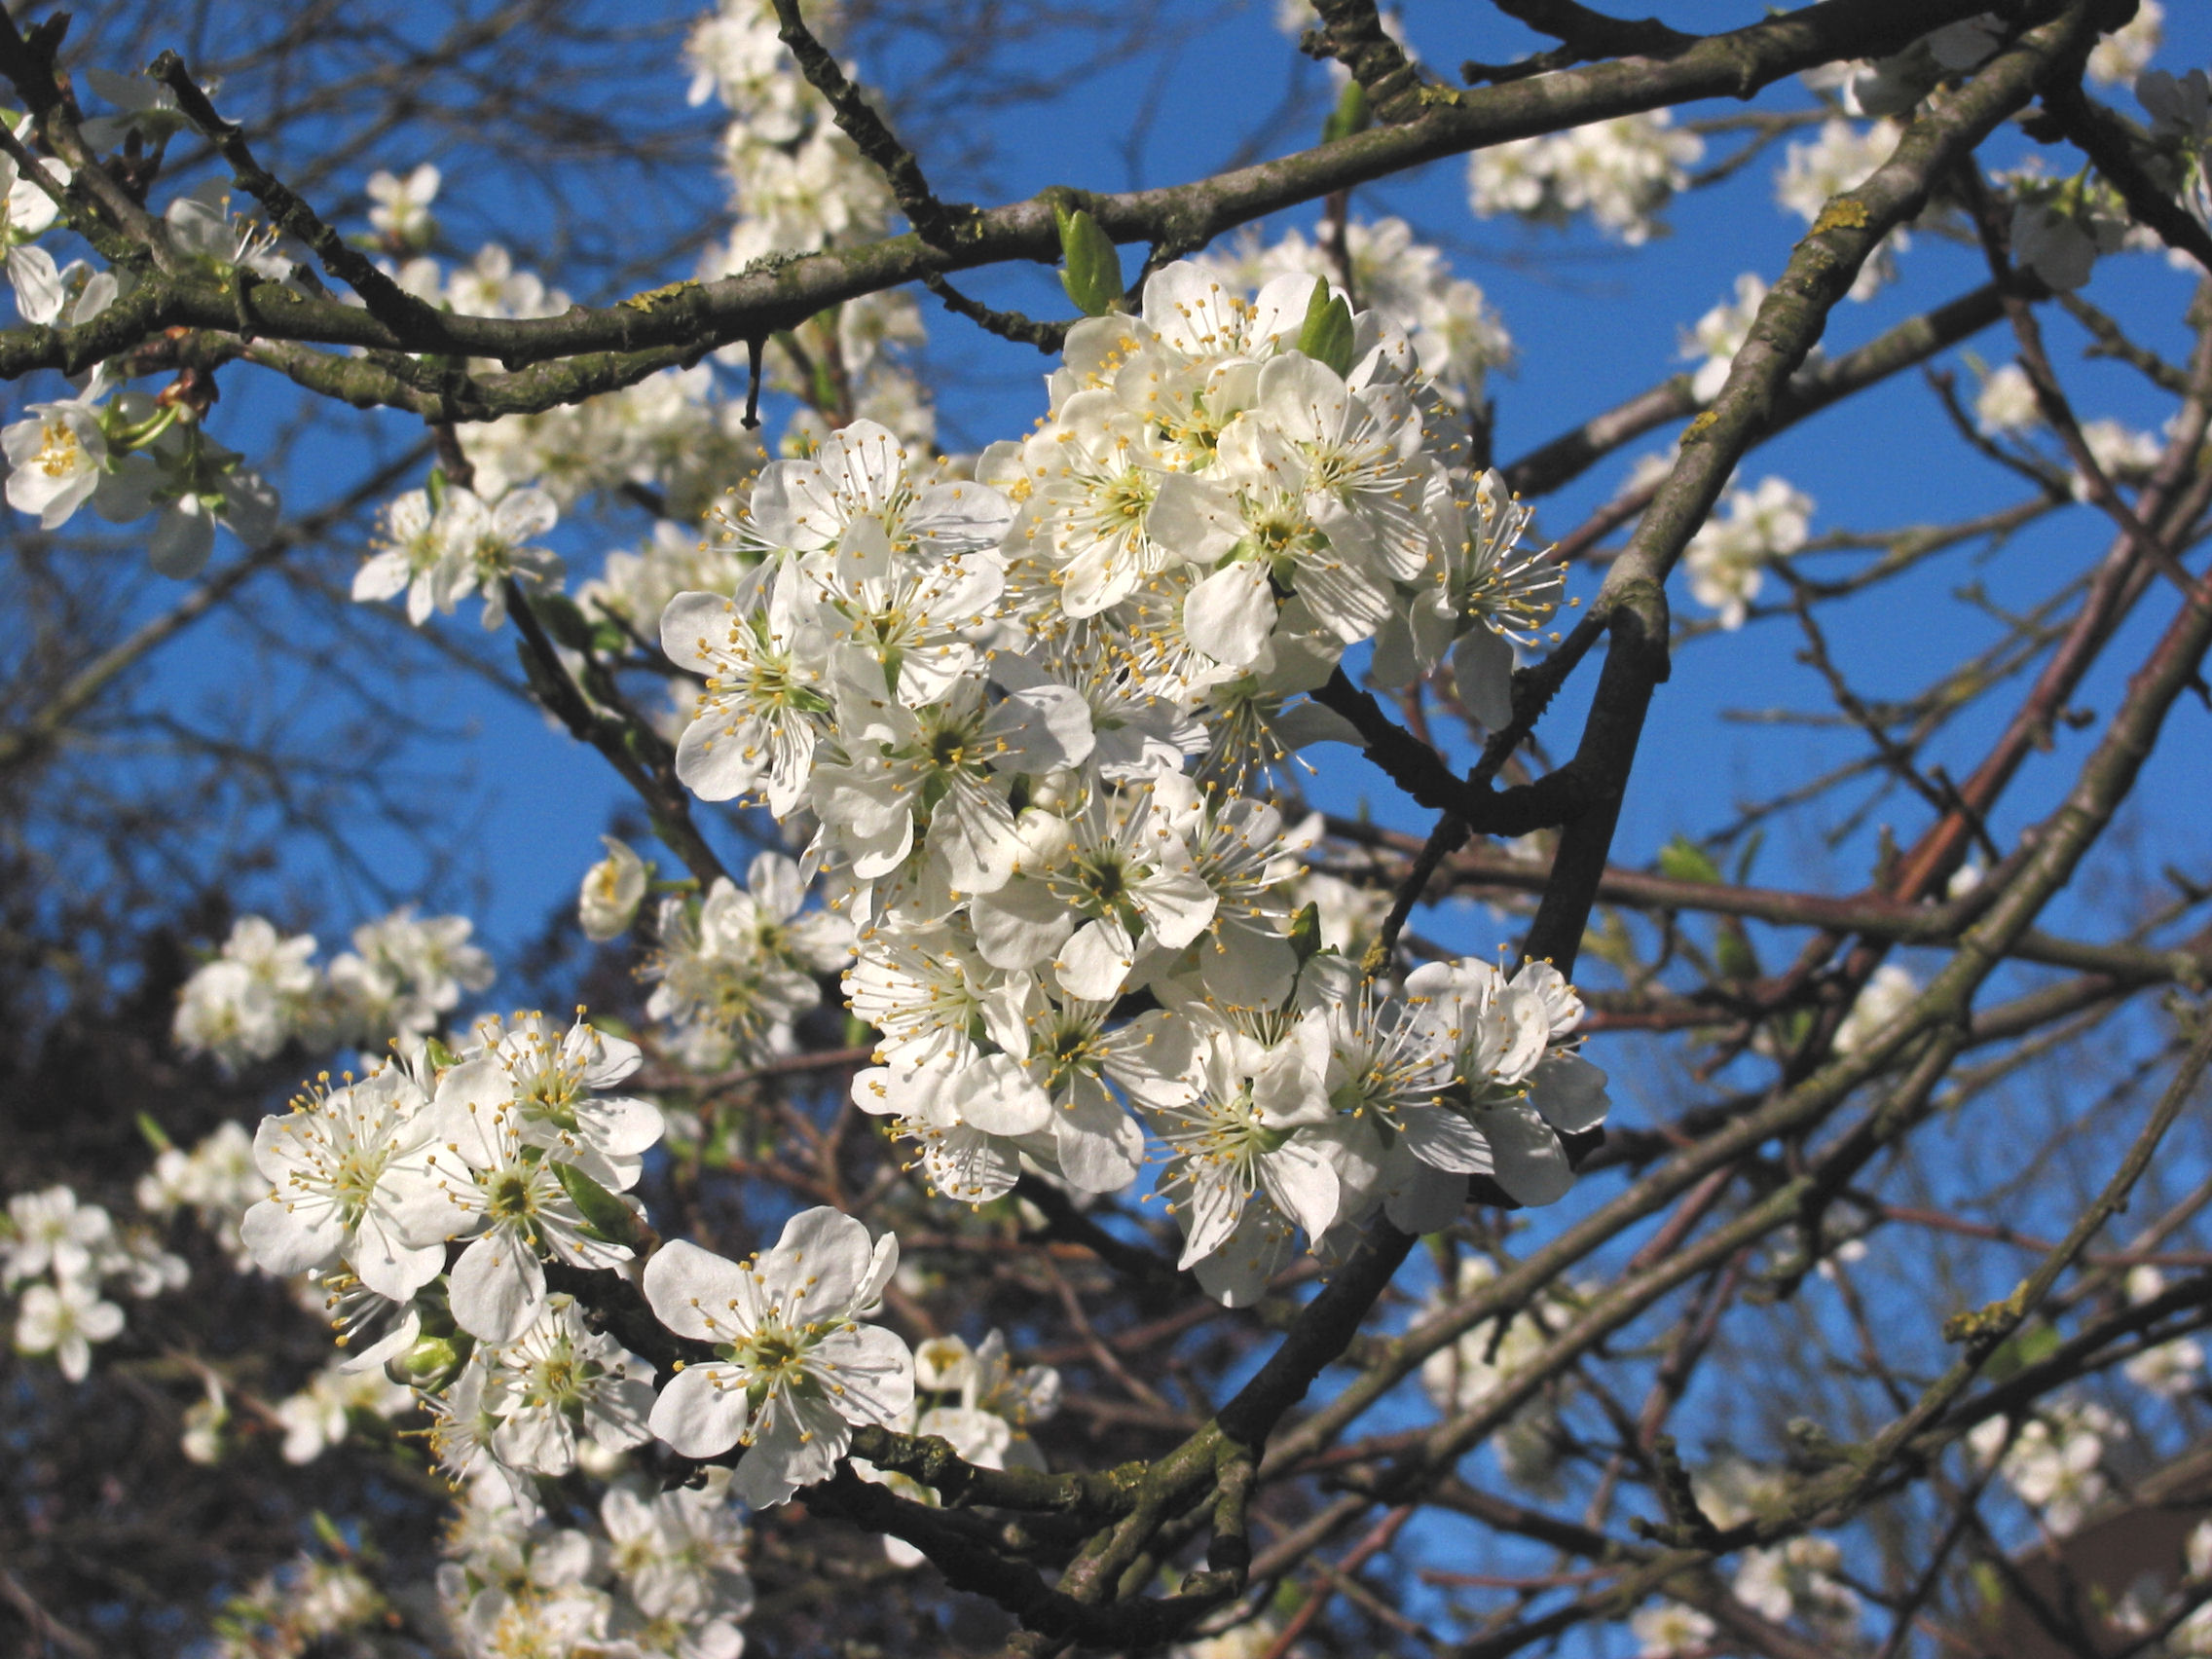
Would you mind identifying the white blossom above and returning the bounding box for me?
[643,1208,915,1507]
[366,162,441,247]
[239,1065,453,1299]
[1974,362,2041,435]
[2088,0,2160,88]
[1469,113,1703,245]
[581,837,652,940]
[14,1275,126,1381]
[1682,476,1813,630]
[413,1053,639,1343]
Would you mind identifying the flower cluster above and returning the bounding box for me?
[1680,273,1769,405]
[206,1551,391,1659]
[1999,158,2133,292]
[136,1119,263,1269]
[1776,119,1905,299]
[240,1010,659,1348]
[860,1328,1063,1565]
[352,478,561,629]
[2122,1265,2206,1397]
[1681,475,1814,630]
[386,238,770,520]
[173,906,497,1071]
[687,0,936,451]
[3,373,281,578]
[1191,215,1513,407]
[2074,417,2164,498]
[1689,1460,1864,1642]
[1970,1397,2123,1537]
[436,1468,756,1659]
[1732,1537,1863,1642]
[1630,1600,1717,1658]
[2089,0,2162,89]
[1974,361,2041,435]
[645,849,857,1069]
[3,1184,186,1380]
[1419,1254,1588,1495]
[581,516,765,640]
[1832,962,1919,1055]
[225,1004,854,1502]
[1467,113,1704,245]
[270,1354,418,1464]
[0,115,75,324]
[624,258,1605,1301]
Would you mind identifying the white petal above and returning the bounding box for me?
[1474,1103,1573,1206]
[1382,1149,1466,1234]
[448,1231,547,1343]
[813,1322,915,1426]
[957,1052,1053,1137]
[1399,1104,1496,1176]
[1529,1052,1609,1134]
[649,1362,754,1459]
[1051,1083,1144,1194]
[1260,1137,1341,1241]
[761,1207,874,1324]
[1451,626,1516,732]
[1146,472,1241,564]
[240,1198,343,1276]
[1183,561,1276,668]
[644,1238,760,1342]
[971,879,1075,971]
[1054,915,1136,1003]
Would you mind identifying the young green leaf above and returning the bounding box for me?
[1296,276,1355,377]
[1322,79,1370,144]
[1055,206,1124,316]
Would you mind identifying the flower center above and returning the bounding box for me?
[488,1171,534,1221]
[35,421,81,477]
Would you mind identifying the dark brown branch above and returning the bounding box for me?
[148,51,443,338]
[920,274,1070,353]
[767,0,978,246]
[0,0,2016,398]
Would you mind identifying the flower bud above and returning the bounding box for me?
[390,1333,467,1388]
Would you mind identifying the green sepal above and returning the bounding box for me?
[1714,923,1760,984]
[1657,832,1722,885]
[424,466,449,514]
[1288,902,1324,965]
[136,1111,172,1153]
[514,638,577,717]
[1055,206,1125,316]
[1978,1320,2060,1384]
[424,1036,460,1071]
[1322,79,1370,144]
[555,1159,643,1248]
[535,592,597,652]
[1295,276,1355,378]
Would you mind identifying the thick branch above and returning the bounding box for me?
[0,0,2014,396]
